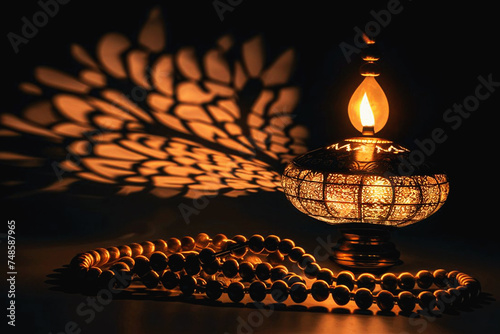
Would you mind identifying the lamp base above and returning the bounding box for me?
[331,225,401,272]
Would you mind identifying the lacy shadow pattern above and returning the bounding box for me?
[0,7,308,199]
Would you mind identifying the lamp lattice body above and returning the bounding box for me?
[281,137,449,227]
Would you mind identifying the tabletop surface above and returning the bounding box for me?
[9,192,500,334]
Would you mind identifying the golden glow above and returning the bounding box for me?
[359,93,375,128]
[348,77,389,133]
[281,166,449,227]
[0,8,309,199]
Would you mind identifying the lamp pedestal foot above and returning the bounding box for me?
[331,225,401,272]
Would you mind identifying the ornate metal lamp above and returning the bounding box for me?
[281,40,449,271]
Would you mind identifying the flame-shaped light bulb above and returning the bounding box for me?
[348,76,389,135]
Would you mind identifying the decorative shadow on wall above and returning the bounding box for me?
[0,7,308,199]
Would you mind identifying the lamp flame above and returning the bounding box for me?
[360,93,375,128]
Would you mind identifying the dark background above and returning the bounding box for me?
[1,1,499,333]
[1,0,498,242]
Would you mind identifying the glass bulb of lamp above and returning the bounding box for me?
[348,76,389,134]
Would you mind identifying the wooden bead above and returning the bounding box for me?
[456,272,468,284]
[248,235,265,254]
[270,265,288,282]
[447,270,460,287]
[212,234,227,250]
[354,288,373,310]
[119,256,135,270]
[97,270,115,289]
[271,280,288,302]
[278,239,295,255]
[397,291,416,313]
[95,248,110,266]
[297,254,315,270]
[111,269,132,289]
[152,239,168,253]
[447,288,463,308]
[398,272,415,290]
[376,290,395,312]
[304,263,321,279]
[238,262,255,281]
[223,239,237,253]
[222,259,239,278]
[255,263,272,281]
[284,274,305,286]
[195,233,210,248]
[167,253,185,272]
[249,281,267,302]
[264,235,280,252]
[88,250,101,267]
[149,252,168,272]
[202,258,220,275]
[311,280,330,302]
[70,254,91,269]
[465,280,481,298]
[332,285,350,306]
[290,282,308,303]
[129,243,143,257]
[433,269,448,288]
[110,262,130,273]
[416,270,434,289]
[160,270,179,289]
[434,289,452,311]
[418,291,435,312]
[181,236,196,251]
[198,248,216,264]
[133,255,150,276]
[140,241,155,255]
[456,285,471,305]
[231,235,247,258]
[119,245,132,258]
[205,280,223,300]
[316,268,334,285]
[184,254,201,276]
[85,267,102,282]
[179,275,197,296]
[381,273,398,292]
[357,273,376,291]
[142,270,160,289]
[336,271,355,291]
[106,247,120,262]
[167,238,182,253]
[288,247,305,263]
[227,282,245,303]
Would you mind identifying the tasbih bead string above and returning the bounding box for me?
[68,233,481,313]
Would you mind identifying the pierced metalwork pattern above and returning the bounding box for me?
[281,138,449,227]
